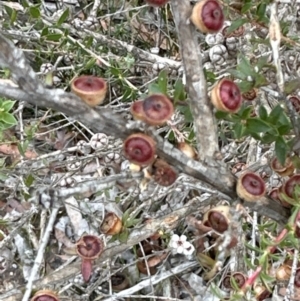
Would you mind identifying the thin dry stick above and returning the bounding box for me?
[284,249,299,301]
[22,208,59,301]
[102,261,198,300]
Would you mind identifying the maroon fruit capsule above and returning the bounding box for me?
[236,172,266,201]
[191,0,224,33]
[152,159,178,186]
[31,290,59,301]
[123,133,156,166]
[282,174,300,201]
[203,205,231,233]
[71,75,107,107]
[76,235,104,282]
[100,212,123,235]
[211,79,242,113]
[270,157,295,177]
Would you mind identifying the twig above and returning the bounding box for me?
[0,208,37,251]
[83,29,182,71]
[284,249,298,301]
[101,261,198,300]
[22,208,59,301]
[269,2,284,92]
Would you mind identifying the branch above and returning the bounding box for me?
[170,0,219,160]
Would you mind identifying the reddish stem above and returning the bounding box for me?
[241,266,262,292]
[81,259,93,282]
[237,209,300,296]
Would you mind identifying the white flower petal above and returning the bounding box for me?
[170,234,179,242]
[179,235,187,242]
[177,246,184,254]
[183,243,195,256]
[183,241,191,249]
[169,241,179,249]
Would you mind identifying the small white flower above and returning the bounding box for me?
[169,234,195,257]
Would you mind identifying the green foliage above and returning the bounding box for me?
[56,8,69,26]
[109,208,141,244]
[225,19,248,35]
[216,103,292,165]
[29,6,40,19]
[148,70,168,95]
[228,54,268,93]
[0,99,17,131]
[4,5,17,25]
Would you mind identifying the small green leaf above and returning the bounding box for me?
[244,242,263,253]
[56,7,69,26]
[227,69,248,81]
[238,81,254,93]
[231,276,242,291]
[291,155,300,169]
[110,65,120,77]
[122,209,131,224]
[244,256,256,270]
[277,111,291,127]
[246,118,272,133]
[237,56,255,78]
[122,87,136,102]
[178,106,193,123]
[210,283,225,299]
[203,69,216,83]
[173,79,186,102]
[0,112,17,125]
[258,105,268,121]
[256,56,269,70]
[239,106,253,119]
[225,18,248,35]
[29,7,40,18]
[215,111,229,120]
[284,78,300,95]
[277,125,291,135]
[0,173,8,181]
[268,105,284,124]
[125,218,141,228]
[24,174,35,187]
[241,1,252,13]
[4,6,17,24]
[275,136,289,166]
[253,73,268,87]
[46,33,62,41]
[118,228,129,243]
[83,58,96,71]
[260,271,275,283]
[0,121,12,131]
[41,27,49,37]
[233,123,245,139]
[20,0,29,8]
[168,130,175,141]
[260,133,276,144]
[148,83,162,94]
[157,70,168,95]
[1,100,15,111]
[17,143,25,157]
[256,3,267,21]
